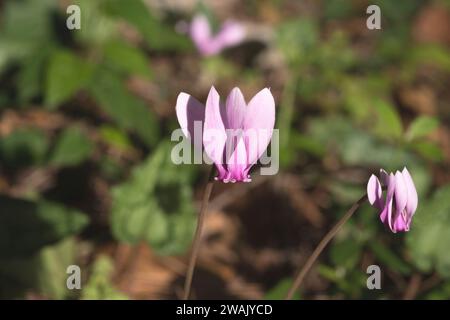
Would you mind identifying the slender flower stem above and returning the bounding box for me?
[285,193,368,300]
[183,167,216,300]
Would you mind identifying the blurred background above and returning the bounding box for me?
[0,0,450,300]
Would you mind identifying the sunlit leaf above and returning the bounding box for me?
[373,100,403,140]
[89,69,158,147]
[265,278,300,300]
[104,40,152,78]
[82,255,128,300]
[45,50,94,108]
[48,127,93,167]
[406,116,439,141]
[99,125,132,151]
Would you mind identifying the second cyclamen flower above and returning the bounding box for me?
[176,86,275,183]
[367,167,418,233]
[189,14,245,56]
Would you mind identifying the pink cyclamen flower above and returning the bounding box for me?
[176,86,275,183]
[189,14,245,56]
[367,167,418,233]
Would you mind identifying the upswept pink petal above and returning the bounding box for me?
[402,167,418,218]
[394,171,408,216]
[215,21,245,48]
[242,88,276,166]
[367,174,383,209]
[190,15,211,50]
[175,92,204,140]
[225,87,246,130]
[203,86,227,179]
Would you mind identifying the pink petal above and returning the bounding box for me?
[392,211,409,232]
[402,167,418,217]
[381,173,396,231]
[190,15,211,50]
[203,86,227,178]
[215,21,245,48]
[394,171,408,216]
[242,88,276,166]
[225,87,246,130]
[175,92,204,140]
[367,174,383,208]
[379,194,392,229]
[224,137,249,182]
[379,168,389,186]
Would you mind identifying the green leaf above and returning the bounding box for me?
[89,68,158,146]
[265,278,300,300]
[74,0,117,46]
[373,100,403,140]
[331,238,362,270]
[412,141,444,162]
[82,255,128,300]
[290,132,325,157]
[1,0,54,43]
[425,282,450,300]
[104,0,190,51]
[317,264,366,297]
[0,128,49,167]
[36,238,77,299]
[409,45,450,73]
[369,241,411,275]
[307,116,412,169]
[48,127,93,167]
[17,48,50,103]
[407,184,450,278]
[323,0,355,20]
[276,19,318,66]
[104,40,152,78]
[406,116,439,141]
[0,196,89,259]
[45,50,94,108]
[111,142,196,255]
[99,125,132,151]
[0,238,77,299]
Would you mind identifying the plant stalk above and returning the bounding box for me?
[285,193,368,300]
[183,167,215,300]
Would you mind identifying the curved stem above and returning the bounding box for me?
[285,193,368,300]
[183,167,215,300]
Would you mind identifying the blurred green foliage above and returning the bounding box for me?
[0,0,194,298]
[111,143,196,255]
[82,256,128,300]
[0,196,88,260]
[270,0,450,299]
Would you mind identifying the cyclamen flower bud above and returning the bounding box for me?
[367,167,418,233]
